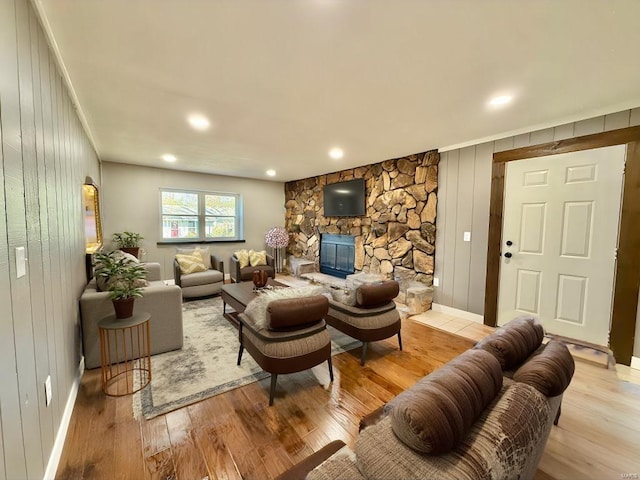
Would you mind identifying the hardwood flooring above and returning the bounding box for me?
[56,312,640,479]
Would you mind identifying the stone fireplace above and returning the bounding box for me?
[284,149,438,310]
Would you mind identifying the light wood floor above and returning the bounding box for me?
[56,287,640,479]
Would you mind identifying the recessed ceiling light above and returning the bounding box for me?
[187,113,210,131]
[488,95,513,107]
[162,153,177,163]
[329,147,344,159]
[266,169,276,177]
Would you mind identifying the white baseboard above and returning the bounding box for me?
[431,303,485,324]
[631,356,640,371]
[44,357,84,480]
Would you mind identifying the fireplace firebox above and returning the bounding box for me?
[319,234,355,278]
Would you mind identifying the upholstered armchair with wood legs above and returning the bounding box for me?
[230,251,276,283]
[173,252,224,299]
[325,280,402,366]
[237,295,333,405]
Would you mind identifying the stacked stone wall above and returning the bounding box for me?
[284,150,439,296]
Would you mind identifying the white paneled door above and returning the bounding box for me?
[498,145,626,345]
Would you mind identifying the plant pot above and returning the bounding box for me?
[120,247,140,258]
[253,270,269,288]
[112,297,135,319]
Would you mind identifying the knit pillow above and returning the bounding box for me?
[234,249,250,268]
[249,249,268,267]
[475,316,544,370]
[513,340,575,397]
[390,348,503,454]
[176,252,207,275]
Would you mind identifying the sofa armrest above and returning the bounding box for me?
[267,254,275,268]
[144,262,162,282]
[173,258,182,286]
[275,440,348,480]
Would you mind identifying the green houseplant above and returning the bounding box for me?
[94,251,147,319]
[112,231,144,258]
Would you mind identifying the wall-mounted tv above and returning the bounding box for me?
[323,178,366,217]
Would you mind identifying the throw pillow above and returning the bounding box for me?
[113,250,140,264]
[176,246,212,269]
[390,348,503,454]
[513,340,575,397]
[244,285,325,329]
[234,249,250,269]
[474,316,545,370]
[176,252,208,275]
[249,249,268,267]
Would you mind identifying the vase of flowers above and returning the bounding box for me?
[94,251,147,319]
[112,231,144,258]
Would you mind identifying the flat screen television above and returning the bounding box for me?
[323,178,366,217]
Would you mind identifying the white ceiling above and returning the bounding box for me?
[36,0,640,182]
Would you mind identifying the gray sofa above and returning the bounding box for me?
[80,262,184,369]
[278,316,575,480]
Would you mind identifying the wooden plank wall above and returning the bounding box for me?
[434,108,640,318]
[0,0,100,478]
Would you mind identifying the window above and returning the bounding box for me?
[160,189,242,241]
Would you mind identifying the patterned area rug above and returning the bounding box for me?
[133,296,360,419]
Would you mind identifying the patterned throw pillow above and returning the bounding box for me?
[176,246,212,269]
[234,249,250,268]
[249,249,267,267]
[176,252,207,275]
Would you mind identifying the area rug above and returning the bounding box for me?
[133,296,360,420]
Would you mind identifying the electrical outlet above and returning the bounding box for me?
[433,277,440,287]
[45,375,52,406]
[463,231,471,242]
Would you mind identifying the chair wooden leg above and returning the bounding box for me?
[554,403,562,425]
[397,331,403,351]
[328,357,334,382]
[269,374,278,406]
[237,345,244,366]
[361,342,368,366]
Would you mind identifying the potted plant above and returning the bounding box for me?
[94,252,147,318]
[112,231,144,258]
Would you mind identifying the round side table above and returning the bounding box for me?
[98,311,152,396]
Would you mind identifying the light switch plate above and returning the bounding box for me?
[433,277,440,287]
[463,231,471,242]
[16,247,26,278]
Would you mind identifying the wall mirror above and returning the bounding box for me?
[83,178,103,254]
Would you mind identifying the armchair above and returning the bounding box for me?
[237,295,333,405]
[230,250,276,283]
[326,280,402,365]
[173,247,224,298]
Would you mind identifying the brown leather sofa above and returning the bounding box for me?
[325,280,401,365]
[237,295,333,405]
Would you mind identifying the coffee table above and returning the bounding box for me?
[221,279,286,328]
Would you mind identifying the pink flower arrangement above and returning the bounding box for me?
[265,226,289,248]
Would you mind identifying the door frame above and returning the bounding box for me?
[484,126,640,364]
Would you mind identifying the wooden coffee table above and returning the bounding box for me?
[221,279,286,328]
